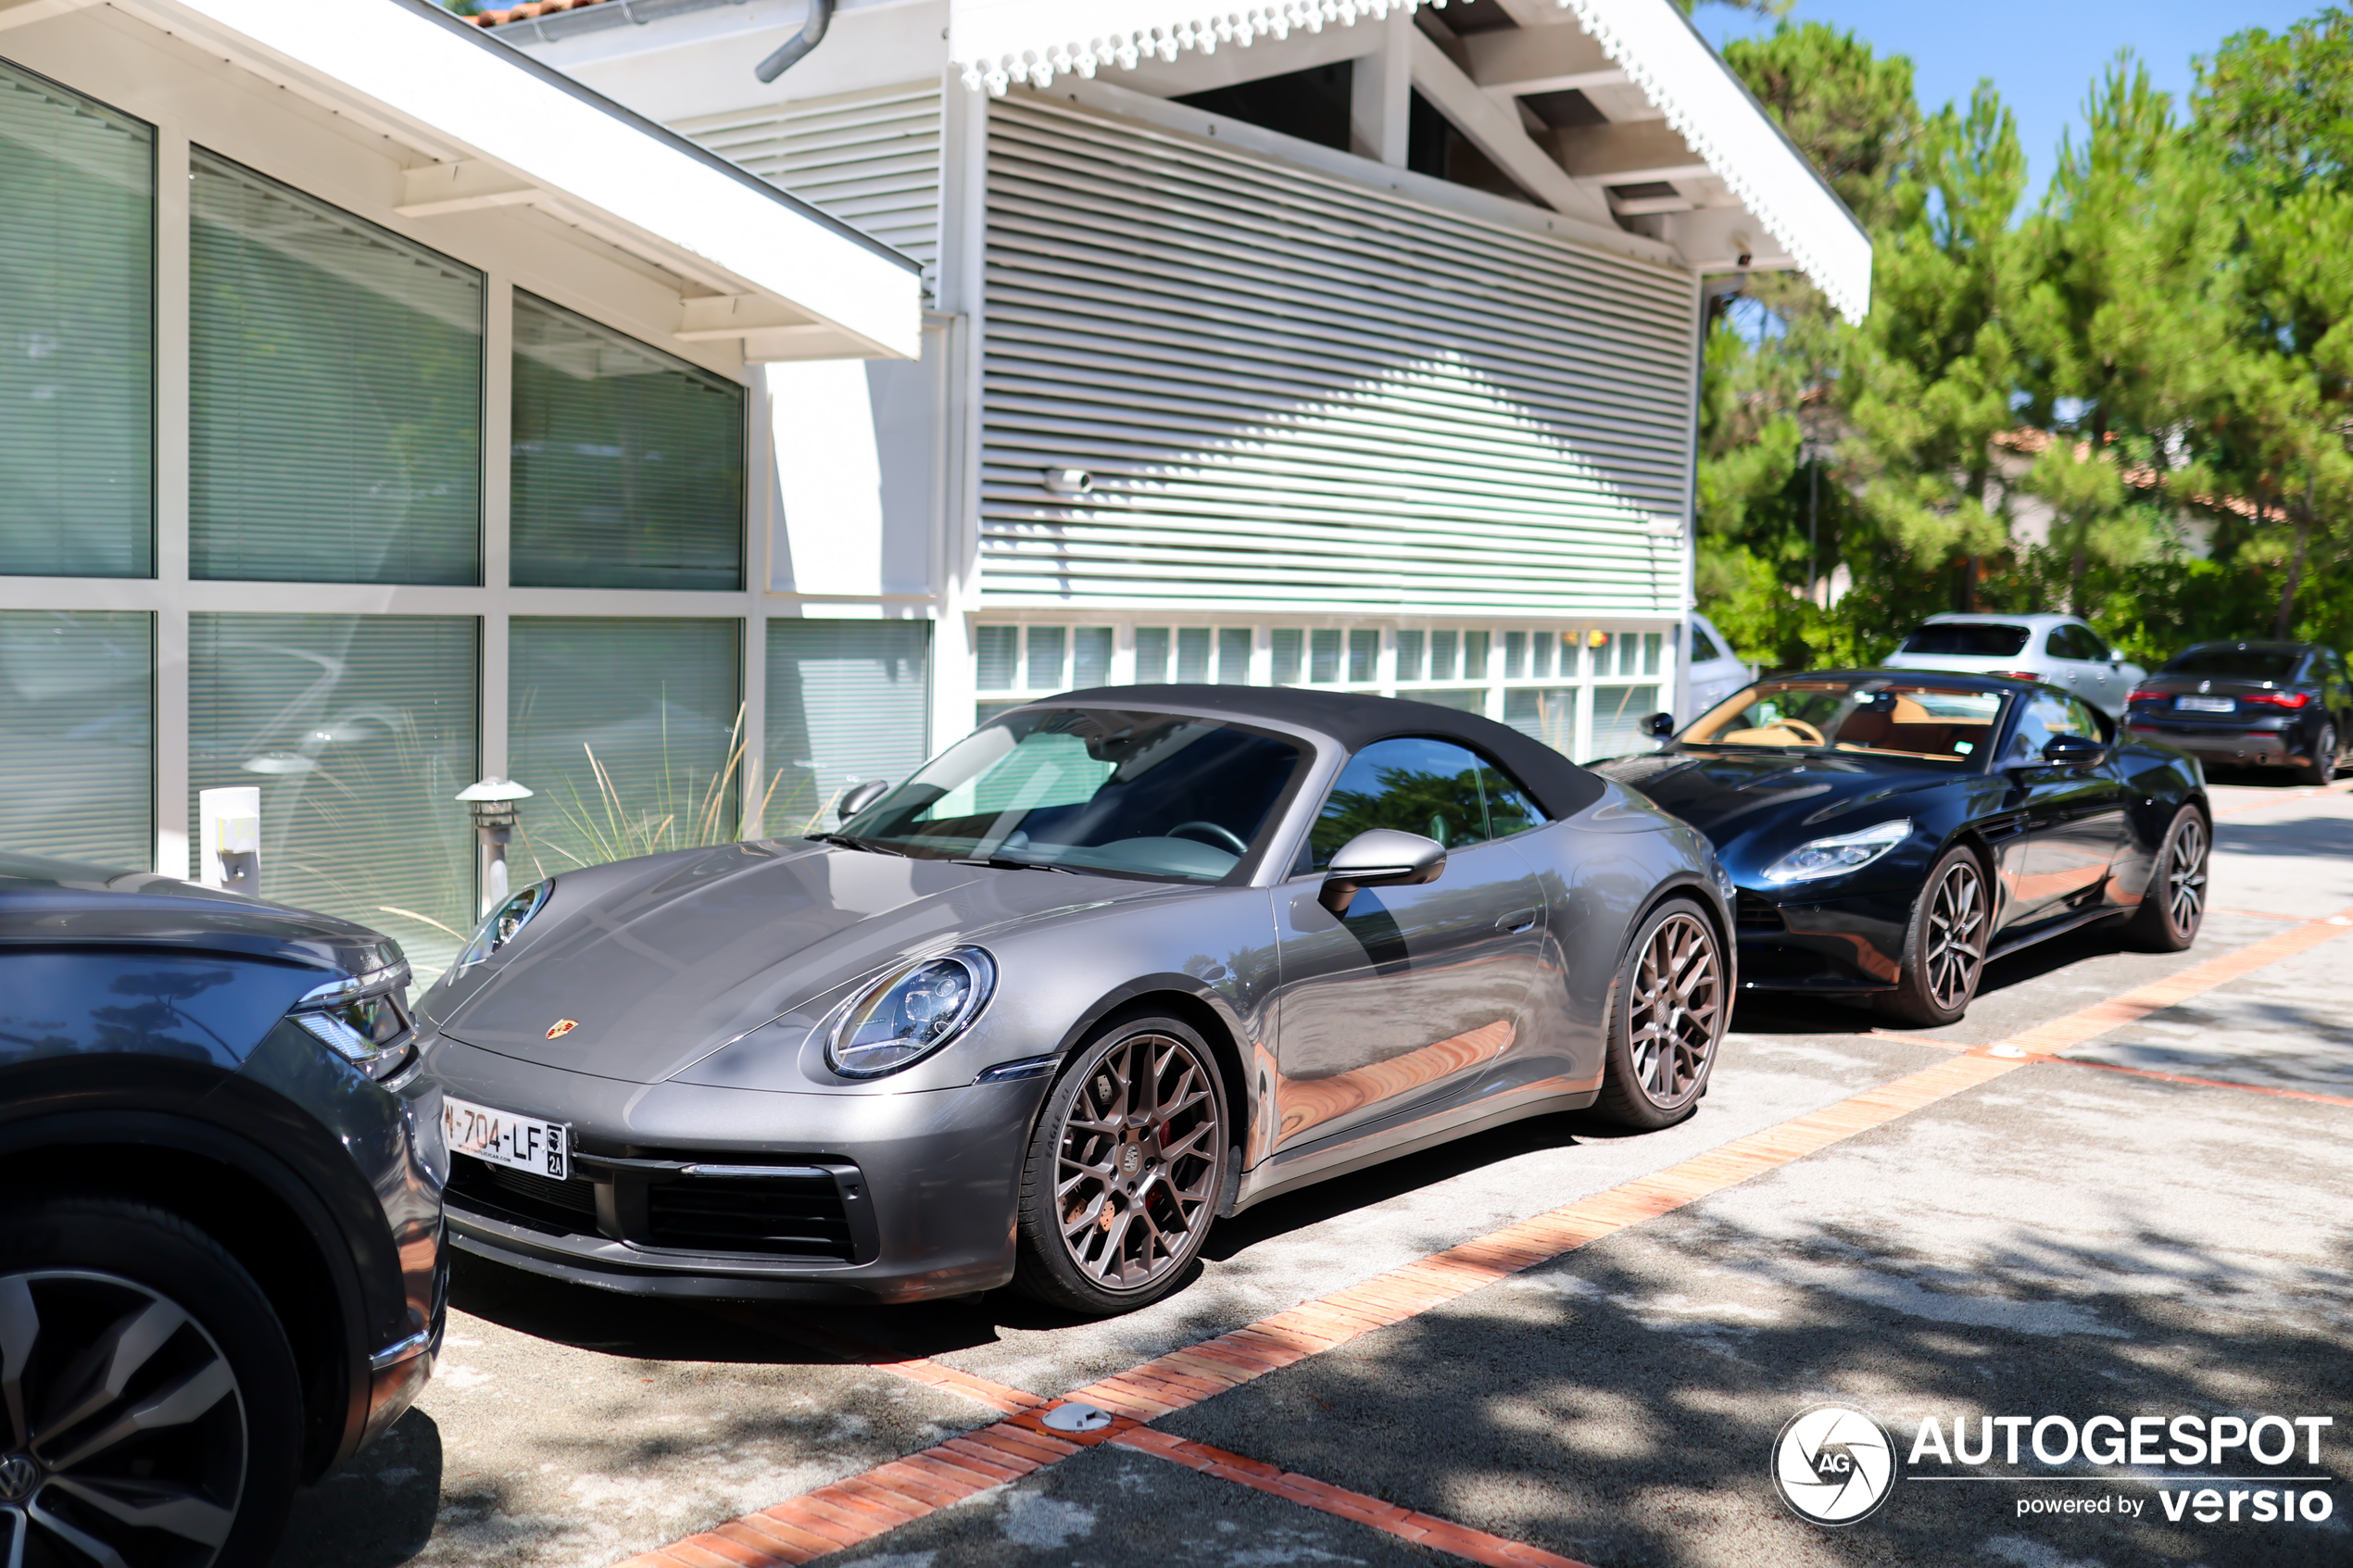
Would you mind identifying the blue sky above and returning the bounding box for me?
[1697,0,2328,195]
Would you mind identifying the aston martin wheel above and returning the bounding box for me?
[1013,1013,1228,1315]
[1593,898,1727,1131]
[0,1195,301,1568]
[1878,846,1991,1027]
[2127,805,2209,953]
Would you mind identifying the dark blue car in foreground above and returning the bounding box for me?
[1599,671,2209,1025]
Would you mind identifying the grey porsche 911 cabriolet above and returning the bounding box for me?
[420,687,1734,1315]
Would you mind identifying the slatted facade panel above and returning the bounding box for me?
[981,96,1698,617]
[673,83,941,284]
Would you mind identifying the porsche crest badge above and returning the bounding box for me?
[547,1019,580,1040]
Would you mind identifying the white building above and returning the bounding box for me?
[474,0,1869,798]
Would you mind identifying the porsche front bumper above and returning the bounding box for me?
[425,1035,1052,1304]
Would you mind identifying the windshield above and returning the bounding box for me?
[2160,646,2305,682]
[1683,679,2005,762]
[837,708,1307,882]
[1898,622,2032,658]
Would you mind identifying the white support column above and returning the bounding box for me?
[1350,6,1412,168]
[931,70,989,748]
[742,365,773,834]
[154,120,191,878]
[480,278,511,791]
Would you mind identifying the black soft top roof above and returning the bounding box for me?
[1045,684,1609,821]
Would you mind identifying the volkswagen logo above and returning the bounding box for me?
[1771,1404,1895,1525]
[0,1452,38,1503]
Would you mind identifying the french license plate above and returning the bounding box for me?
[2175,695,2234,713]
[443,1095,570,1181]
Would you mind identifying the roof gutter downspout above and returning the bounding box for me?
[753,0,832,82]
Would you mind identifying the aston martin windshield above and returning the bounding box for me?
[1685,679,2005,762]
[838,708,1308,881]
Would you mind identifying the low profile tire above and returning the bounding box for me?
[1592,897,1729,1131]
[2296,722,2338,786]
[0,1193,302,1568]
[1876,847,1991,1027]
[1012,1013,1229,1316]
[2127,806,2209,953]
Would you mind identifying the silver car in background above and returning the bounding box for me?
[418,687,1733,1316]
[1881,612,2147,717]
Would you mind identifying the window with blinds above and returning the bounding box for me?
[763,620,929,836]
[508,618,741,880]
[188,149,481,584]
[510,293,745,591]
[187,614,477,971]
[0,65,152,578]
[0,611,153,867]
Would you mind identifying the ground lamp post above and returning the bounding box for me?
[457,777,533,919]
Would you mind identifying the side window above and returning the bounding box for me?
[1305,737,1491,869]
[1477,759,1547,839]
[1690,622,1725,663]
[2006,693,2072,763]
[2045,624,2092,661]
[2057,694,2104,741]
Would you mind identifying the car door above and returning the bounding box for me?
[1999,691,2132,923]
[2047,622,2110,710]
[1270,737,1547,1151]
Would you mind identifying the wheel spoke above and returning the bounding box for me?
[0,1275,36,1451]
[31,1298,186,1451]
[44,1477,235,1549]
[23,1502,123,1568]
[44,1358,234,1474]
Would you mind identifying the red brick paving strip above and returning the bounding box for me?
[613,906,2353,1568]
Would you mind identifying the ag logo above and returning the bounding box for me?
[546,1019,580,1040]
[1771,1403,1895,1525]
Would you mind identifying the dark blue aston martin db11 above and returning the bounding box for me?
[1596,671,2210,1025]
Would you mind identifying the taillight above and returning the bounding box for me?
[2240,690,2312,709]
[1990,671,2041,684]
[2127,686,2162,704]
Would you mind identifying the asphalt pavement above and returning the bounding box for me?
[273,776,2353,1568]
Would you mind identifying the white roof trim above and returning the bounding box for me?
[132,0,923,358]
[947,0,1872,323]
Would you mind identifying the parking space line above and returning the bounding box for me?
[1111,1426,1600,1568]
[617,907,2353,1568]
[2214,779,2353,816]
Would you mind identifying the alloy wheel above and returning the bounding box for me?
[1924,860,1988,1011]
[1626,911,1723,1104]
[0,1269,245,1568]
[2165,815,2208,935]
[1053,1031,1222,1292]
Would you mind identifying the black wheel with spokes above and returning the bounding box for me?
[1593,897,1727,1130]
[1013,1013,1228,1314]
[2296,722,2338,786]
[2127,805,2209,953]
[1878,847,1991,1026]
[0,1195,300,1568]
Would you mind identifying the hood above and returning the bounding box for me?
[1593,749,1951,863]
[0,852,402,978]
[421,840,1169,1085]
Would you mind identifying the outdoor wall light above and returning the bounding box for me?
[1042,467,1094,495]
[457,777,534,919]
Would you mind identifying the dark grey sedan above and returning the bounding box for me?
[419,687,1734,1316]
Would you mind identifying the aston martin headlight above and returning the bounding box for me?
[458,882,549,972]
[1760,818,1912,885]
[825,947,997,1079]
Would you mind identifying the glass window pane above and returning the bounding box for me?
[1397,630,1427,683]
[1478,764,1546,837]
[509,618,741,879]
[1135,627,1169,683]
[0,611,152,866]
[1501,632,1525,680]
[1309,629,1341,684]
[975,625,1018,690]
[190,149,480,585]
[1642,632,1663,674]
[1348,630,1378,684]
[1590,684,1663,760]
[1074,627,1114,687]
[1309,736,1490,865]
[1504,686,1578,758]
[1026,625,1065,690]
[1216,627,1252,684]
[1271,629,1303,684]
[1176,627,1212,684]
[0,67,152,578]
[1531,632,1554,679]
[510,292,743,591]
[1430,630,1458,682]
[1411,689,1485,714]
[1464,632,1491,680]
[188,614,477,973]
[763,619,928,835]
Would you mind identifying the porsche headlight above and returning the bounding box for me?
[1760,818,1912,885]
[825,947,997,1079]
[458,882,549,972]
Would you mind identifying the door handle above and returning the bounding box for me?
[1496,908,1541,935]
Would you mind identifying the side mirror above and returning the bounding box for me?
[837,778,890,821]
[1318,829,1445,917]
[1642,711,1676,739]
[2041,734,2106,768]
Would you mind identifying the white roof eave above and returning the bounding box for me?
[134,0,924,358]
[947,0,1871,323]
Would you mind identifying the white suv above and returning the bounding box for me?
[1881,612,2146,718]
[1685,612,1753,717]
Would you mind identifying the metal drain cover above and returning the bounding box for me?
[1041,1400,1113,1433]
